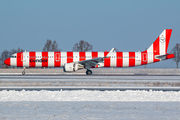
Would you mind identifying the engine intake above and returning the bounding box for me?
[63,63,80,72]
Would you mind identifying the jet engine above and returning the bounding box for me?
[63,63,84,72]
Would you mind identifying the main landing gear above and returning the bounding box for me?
[86,69,92,75]
[22,67,26,75]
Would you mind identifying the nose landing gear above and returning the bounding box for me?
[22,67,26,75]
[86,69,92,75]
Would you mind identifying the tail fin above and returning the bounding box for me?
[141,29,173,65]
[147,29,172,55]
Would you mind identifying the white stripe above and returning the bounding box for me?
[159,30,166,55]
[48,52,54,67]
[110,52,116,67]
[35,52,41,67]
[26,52,29,67]
[11,53,17,67]
[73,52,79,62]
[135,52,141,66]
[147,44,154,63]
[23,52,29,67]
[86,52,91,60]
[61,52,67,66]
[98,52,104,58]
[123,52,129,67]
[98,52,104,67]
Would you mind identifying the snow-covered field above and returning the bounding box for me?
[1,90,180,101]
[0,90,180,120]
[1,101,180,120]
[0,75,180,120]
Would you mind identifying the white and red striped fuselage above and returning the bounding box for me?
[4,29,174,75]
[7,51,173,68]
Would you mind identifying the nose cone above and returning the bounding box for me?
[4,58,10,66]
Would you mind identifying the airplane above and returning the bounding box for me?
[4,29,174,75]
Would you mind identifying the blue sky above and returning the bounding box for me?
[0,0,179,68]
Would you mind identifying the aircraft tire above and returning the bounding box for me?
[86,70,92,75]
[22,71,25,75]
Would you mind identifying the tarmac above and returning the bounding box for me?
[1,86,180,91]
[0,73,180,91]
[0,68,180,76]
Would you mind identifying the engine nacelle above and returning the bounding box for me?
[63,63,79,72]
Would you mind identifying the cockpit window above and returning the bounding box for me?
[10,56,16,58]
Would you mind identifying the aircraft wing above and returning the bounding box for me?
[77,48,115,68]
[77,57,104,68]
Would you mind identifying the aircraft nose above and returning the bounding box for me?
[4,58,10,66]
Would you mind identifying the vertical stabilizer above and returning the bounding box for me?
[147,29,172,55]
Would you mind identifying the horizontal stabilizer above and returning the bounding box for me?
[155,54,174,60]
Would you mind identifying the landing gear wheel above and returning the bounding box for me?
[22,67,26,75]
[22,71,25,75]
[86,70,92,75]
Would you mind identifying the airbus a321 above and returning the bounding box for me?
[4,29,174,75]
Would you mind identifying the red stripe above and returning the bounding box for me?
[153,37,160,62]
[165,29,172,53]
[166,54,174,59]
[79,52,85,61]
[92,52,98,68]
[104,52,110,67]
[54,52,61,67]
[129,52,135,67]
[92,52,98,59]
[29,52,36,67]
[141,50,148,65]
[17,52,23,67]
[116,52,123,67]
[67,52,73,63]
[42,52,48,67]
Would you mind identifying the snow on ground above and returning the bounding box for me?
[0,90,180,120]
[0,90,180,101]
[1,75,180,120]
[0,102,180,120]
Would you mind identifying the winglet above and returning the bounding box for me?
[109,48,115,52]
[105,48,115,57]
